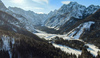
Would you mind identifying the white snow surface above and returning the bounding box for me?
[68,21,95,39]
[35,30,71,40]
[86,44,100,56]
[1,36,10,51]
[1,35,15,58]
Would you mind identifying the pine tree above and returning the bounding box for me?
[79,47,94,58]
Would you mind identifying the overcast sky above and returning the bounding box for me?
[1,0,100,14]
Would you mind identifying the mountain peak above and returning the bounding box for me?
[88,4,100,9]
[84,5,100,16]
[69,2,78,5]
[58,1,86,15]
[62,2,78,6]
[63,1,78,5]
[61,1,85,9]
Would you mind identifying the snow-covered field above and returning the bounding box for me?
[34,30,100,57]
[34,29,71,40]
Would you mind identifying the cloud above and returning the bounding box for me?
[62,1,71,4]
[43,0,49,4]
[32,0,49,4]
[36,12,44,14]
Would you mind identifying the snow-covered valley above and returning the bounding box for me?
[34,29,71,40]
[34,30,100,57]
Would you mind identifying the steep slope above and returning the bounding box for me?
[0,11,43,41]
[84,5,100,17]
[0,0,7,11]
[59,4,100,33]
[67,9,100,38]
[45,2,85,29]
[66,9,100,48]
[80,9,100,48]
[45,2,100,30]
[0,0,36,33]
[8,7,47,26]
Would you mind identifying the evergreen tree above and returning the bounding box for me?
[79,47,94,58]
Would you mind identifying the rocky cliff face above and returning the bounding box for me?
[44,2,100,30]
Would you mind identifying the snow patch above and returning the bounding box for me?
[0,35,15,58]
[53,43,81,56]
[53,43,100,57]
[86,44,100,56]
[68,21,95,39]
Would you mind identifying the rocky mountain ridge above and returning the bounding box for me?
[45,2,100,29]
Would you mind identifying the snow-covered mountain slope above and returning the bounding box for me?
[8,11,36,33]
[45,2,100,29]
[0,0,37,33]
[45,2,85,29]
[0,0,41,38]
[67,9,100,39]
[67,21,95,39]
[8,7,47,26]
[0,11,40,39]
[84,5,100,17]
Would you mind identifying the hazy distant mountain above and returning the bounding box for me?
[0,0,38,33]
[8,7,47,26]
